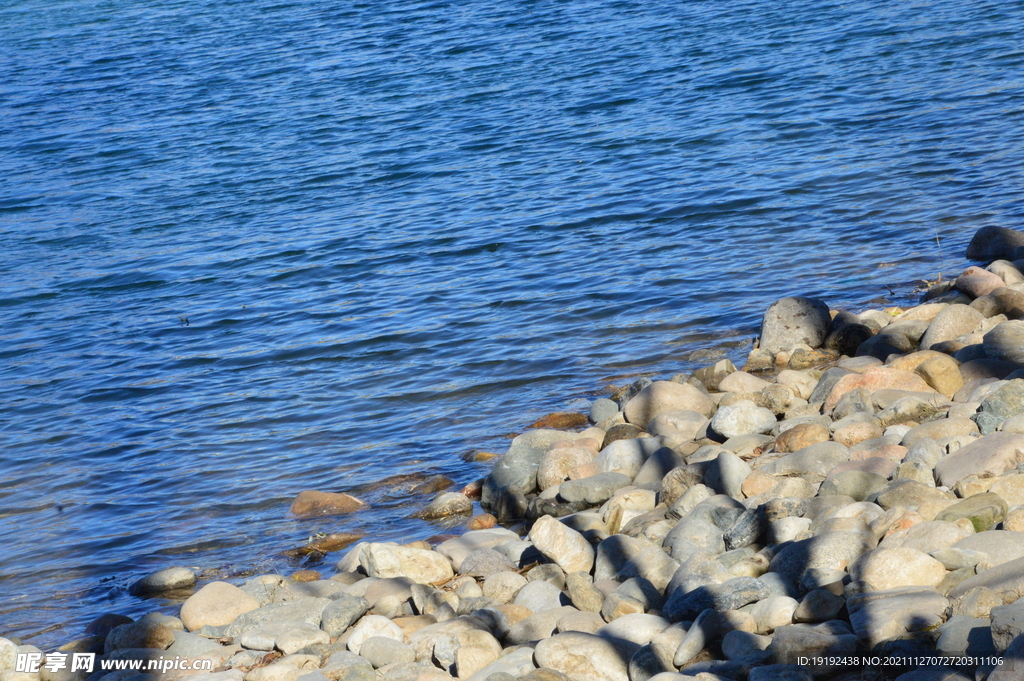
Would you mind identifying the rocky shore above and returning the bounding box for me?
[8,225,1024,681]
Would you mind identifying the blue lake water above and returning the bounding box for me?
[1,0,1023,645]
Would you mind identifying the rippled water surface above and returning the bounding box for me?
[2,0,1023,643]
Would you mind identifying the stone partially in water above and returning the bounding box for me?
[966,226,1024,261]
[290,491,368,518]
[529,412,590,429]
[414,493,472,520]
[129,567,197,596]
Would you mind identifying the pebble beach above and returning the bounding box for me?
[7,224,1024,681]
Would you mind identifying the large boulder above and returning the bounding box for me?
[759,297,832,355]
[933,432,1024,488]
[965,226,1024,261]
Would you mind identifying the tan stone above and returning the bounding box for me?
[915,355,964,398]
[895,304,948,323]
[718,372,771,394]
[775,423,830,453]
[776,370,817,400]
[824,368,937,412]
[624,381,715,428]
[989,475,1024,506]
[179,582,260,632]
[849,548,946,590]
[850,443,907,462]
[529,412,590,429]
[537,446,598,491]
[957,266,1006,298]
[1004,507,1024,532]
[740,469,777,498]
[888,350,951,373]
[902,418,980,448]
[832,421,883,447]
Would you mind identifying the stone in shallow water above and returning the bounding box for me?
[290,491,368,518]
[414,492,472,519]
[966,226,1024,260]
[129,567,197,596]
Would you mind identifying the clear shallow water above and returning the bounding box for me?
[1,0,1023,644]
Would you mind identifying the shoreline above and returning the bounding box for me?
[6,225,1024,681]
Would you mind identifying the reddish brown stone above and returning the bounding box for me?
[467,513,497,530]
[529,412,590,429]
[461,479,484,499]
[289,490,367,518]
